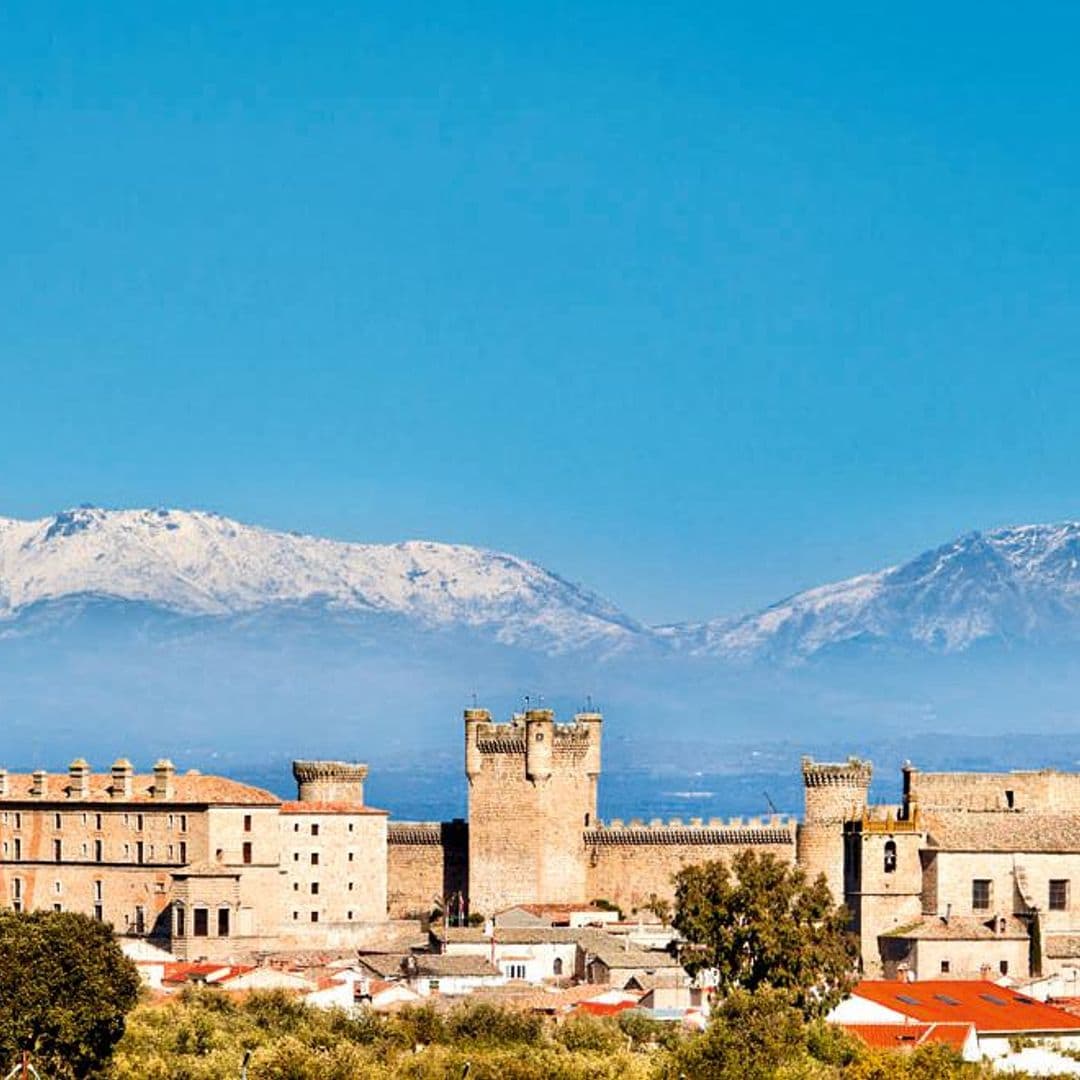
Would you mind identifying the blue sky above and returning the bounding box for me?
[2,3,1079,623]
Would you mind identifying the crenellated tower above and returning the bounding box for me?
[465,706,602,915]
[798,756,872,907]
[292,760,369,804]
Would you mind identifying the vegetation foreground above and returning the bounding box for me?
[97,988,1037,1080]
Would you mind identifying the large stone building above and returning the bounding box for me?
[5,704,1080,982]
[800,756,1080,981]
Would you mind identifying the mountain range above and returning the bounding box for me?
[4,506,1080,770]
[5,506,1080,661]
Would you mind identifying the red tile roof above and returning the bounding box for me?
[162,962,254,986]
[279,801,387,815]
[575,1000,641,1017]
[841,1023,974,1052]
[0,771,279,806]
[853,980,1080,1033]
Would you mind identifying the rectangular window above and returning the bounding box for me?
[311,911,319,923]
[179,814,188,832]
[95,813,103,830]
[168,844,174,860]
[14,813,21,829]
[93,904,103,921]
[13,838,21,860]
[53,839,62,862]
[193,909,209,937]
[348,852,354,862]
[81,813,87,826]
[93,880,103,901]
[311,824,319,837]
[136,814,144,831]
[972,879,992,911]
[134,906,145,934]
[242,842,252,865]
[94,839,103,862]
[179,841,187,864]
[136,841,145,865]
[54,881,62,894]
[311,852,319,865]
[243,814,252,832]
[311,882,319,895]
[1000,960,1009,975]
[941,960,950,974]
[1050,880,1070,911]
[175,905,186,937]
[81,842,88,857]
[54,813,62,829]
[53,903,62,913]
[167,814,174,829]
[12,879,22,898]
[347,910,353,920]
[217,908,230,936]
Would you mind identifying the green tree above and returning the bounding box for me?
[671,850,857,1017]
[0,909,141,1078]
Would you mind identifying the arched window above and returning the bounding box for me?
[883,840,897,874]
[553,958,563,976]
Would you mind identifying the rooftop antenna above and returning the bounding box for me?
[470,691,478,708]
[763,791,779,815]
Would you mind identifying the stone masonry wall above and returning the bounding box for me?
[387,820,468,918]
[585,818,797,914]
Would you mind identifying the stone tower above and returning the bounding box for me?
[292,760,368,803]
[798,756,872,906]
[465,706,602,916]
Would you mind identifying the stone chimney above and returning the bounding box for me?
[111,759,134,799]
[152,759,175,801]
[30,769,48,798]
[68,759,90,799]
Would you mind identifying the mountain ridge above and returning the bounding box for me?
[5,507,1080,662]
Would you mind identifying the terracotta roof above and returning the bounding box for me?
[279,801,387,815]
[882,915,1029,941]
[162,963,253,986]
[575,1000,641,1016]
[840,1023,974,1052]
[853,980,1080,1033]
[0,771,279,806]
[924,813,1080,853]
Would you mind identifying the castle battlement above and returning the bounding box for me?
[801,756,873,788]
[585,815,796,847]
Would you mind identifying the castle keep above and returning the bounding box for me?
[4,705,1080,983]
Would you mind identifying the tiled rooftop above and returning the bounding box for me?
[0,770,280,806]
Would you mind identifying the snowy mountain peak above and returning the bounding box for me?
[682,522,1080,661]
[0,507,643,652]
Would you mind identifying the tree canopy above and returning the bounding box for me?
[672,849,858,1017]
[0,909,141,1078]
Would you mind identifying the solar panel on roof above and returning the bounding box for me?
[979,993,1007,1006]
[897,994,922,1006]
[933,994,960,1005]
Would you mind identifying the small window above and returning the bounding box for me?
[54,881,62,895]
[92,903,102,921]
[293,911,299,920]
[53,839,62,862]
[93,880,103,901]
[348,823,354,833]
[1050,880,1070,911]
[348,882,354,891]
[136,814,144,831]
[179,841,187,863]
[311,852,319,865]
[94,839,103,862]
[53,903,62,913]
[293,853,300,862]
[1000,960,1009,975]
[554,957,564,976]
[218,908,230,936]
[14,813,21,829]
[136,841,144,865]
[243,814,252,832]
[95,813,103,830]
[347,910,353,920]
[311,911,319,923]
[883,840,897,874]
[134,906,146,934]
[311,824,319,837]
[175,905,186,937]
[972,879,992,911]
[193,909,209,937]
[242,842,252,865]
[54,813,62,829]
[311,882,319,895]
[293,823,300,832]
[13,838,21,860]
[293,882,299,891]
[584,813,590,826]
[940,960,950,974]
[348,852,354,862]
[1005,790,1015,809]
[179,814,188,832]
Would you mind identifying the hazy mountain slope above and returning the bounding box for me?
[0,507,645,653]
[675,524,1080,660]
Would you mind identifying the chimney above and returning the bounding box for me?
[152,759,175,801]
[30,769,48,798]
[111,759,134,800]
[0,769,7,797]
[69,759,90,799]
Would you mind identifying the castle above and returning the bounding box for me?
[2,705,1079,982]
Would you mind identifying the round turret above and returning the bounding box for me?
[292,760,368,803]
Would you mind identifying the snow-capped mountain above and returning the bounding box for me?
[0,507,645,653]
[676,523,1080,661]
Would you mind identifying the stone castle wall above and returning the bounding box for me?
[584,817,797,913]
[907,768,1080,814]
[386,820,467,919]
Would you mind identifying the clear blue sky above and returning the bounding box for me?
[2,3,1079,623]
